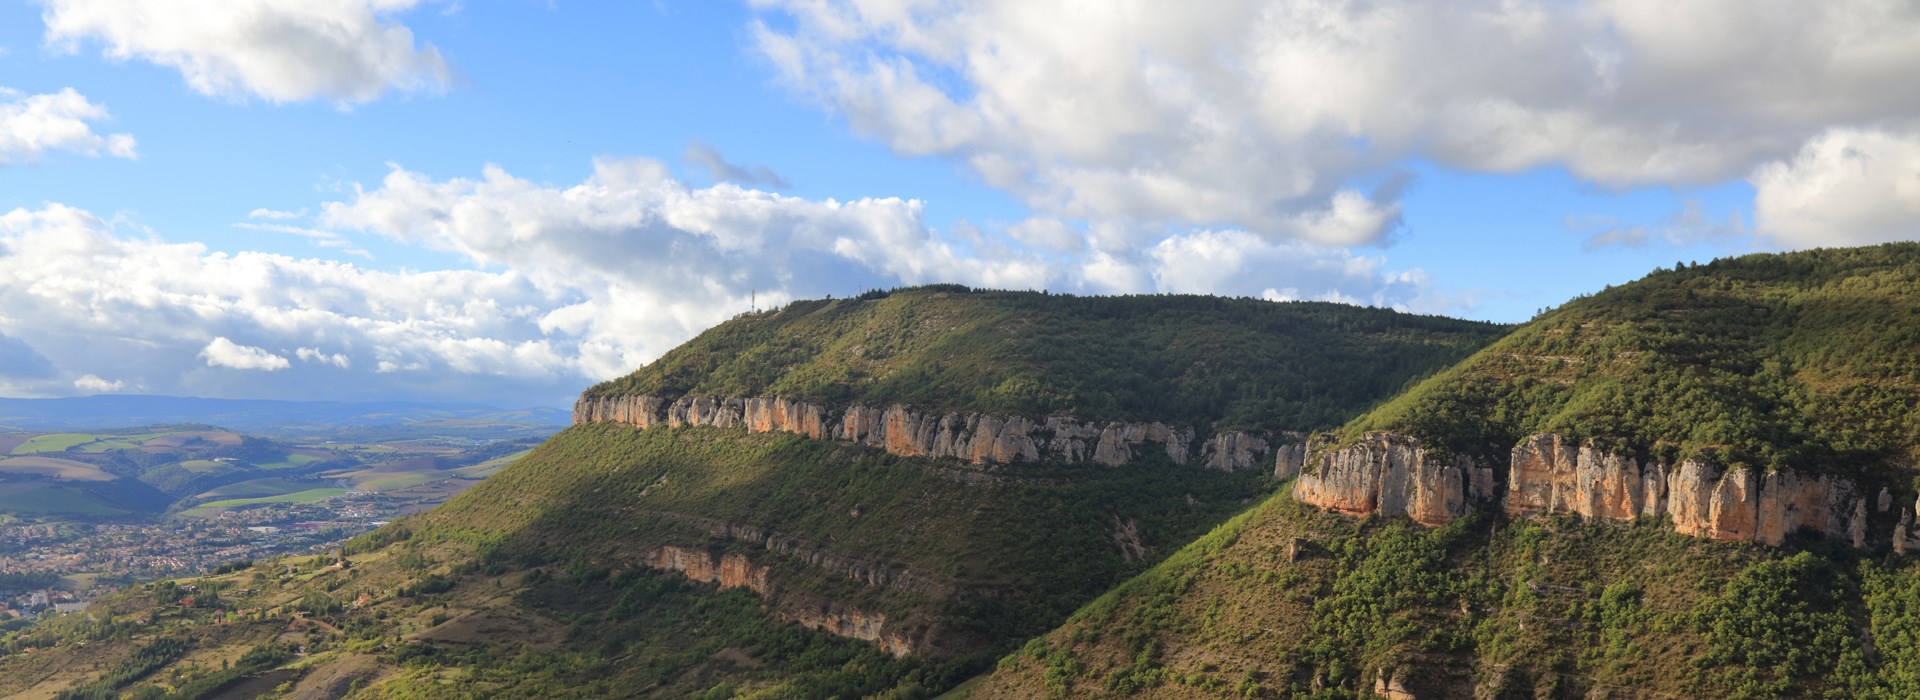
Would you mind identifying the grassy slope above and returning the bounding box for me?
[588,287,1505,432]
[966,487,1920,699]
[1348,244,1920,484]
[969,244,1920,699]
[410,423,1274,657]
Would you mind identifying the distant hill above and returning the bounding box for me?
[0,287,1506,698]
[969,244,1920,699]
[588,286,1507,432]
[0,395,569,439]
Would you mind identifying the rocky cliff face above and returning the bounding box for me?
[575,393,1291,471]
[642,545,917,657]
[1500,434,1872,547]
[1297,431,1899,551]
[1291,432,1495,527]
[641,510,950,597]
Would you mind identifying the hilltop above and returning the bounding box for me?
[0,287,1503,698]
[587,286,1501,432]
[971,244,1920,699]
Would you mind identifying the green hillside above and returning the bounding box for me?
[967,244,1920,699]
[0,289,1504,698]
[590,286,1504,432]
[966,491,1920,699]
[1351,243,1920,480]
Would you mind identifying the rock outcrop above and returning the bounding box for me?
[642,545,916,657]
[1201,431,1269,471]
[575,393,1256,469]
[1292,432,1494,527]
[1272,442,1308,480]
[645,545,768,595]
[1299,431,1898,551]
[1499,434,1872,547]
[1895,494,1920,555]
[644,512,949,597]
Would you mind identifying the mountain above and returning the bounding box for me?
[968,244,1920,698]
[0,287,1503,698]
[0,396,570,441]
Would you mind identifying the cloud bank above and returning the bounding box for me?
[750,0,1920,248]
[0,160,1456,402]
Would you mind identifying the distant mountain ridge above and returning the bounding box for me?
[0,395,570,435]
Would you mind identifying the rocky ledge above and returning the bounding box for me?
[1294,431,1914,551]
[643,545,918,658]
[575,393,1298,472]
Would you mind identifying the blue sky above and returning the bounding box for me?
[1,1,1915,406]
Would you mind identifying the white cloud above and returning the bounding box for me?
[200,337,290,371]
[317,157,1069,379]
[1752,128,1920,249]
[296,347,351,368]
[0,203,574,401]
[1144,230,1460,314]
[751,0,1920,248]
[72,374,123,393]
[39,0,451,105]
[0,86,136,164]
[0,155,1470,401]
[248,207,307,220]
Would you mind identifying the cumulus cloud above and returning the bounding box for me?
[296,347,351,369]
[1752,128,1920,248]
[200,337,290,371]
[684,138,790,189]
[0,203,573,402]
[39,0,451,105]
[0,156,1467,401]
[0,86,136,164]
[72,374,123,393]
[751,0,1920,248]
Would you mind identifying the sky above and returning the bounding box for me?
[1,1,1917,408]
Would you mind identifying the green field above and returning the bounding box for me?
[197,477,321,500]
[11,431,177,455]
[351,472,441,492]
[75,440,143,453]
[0,482,126,515]
[251,453,322,470]
[10,433,101,454]
[182,487,349,517]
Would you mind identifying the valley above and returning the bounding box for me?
[0,422,546,619]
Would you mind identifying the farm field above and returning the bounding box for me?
[182,487,350,517]
[196,477,324,500]
[0,456,117,481]
[10,433,101,454]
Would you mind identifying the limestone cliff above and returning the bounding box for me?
[1298,431,1896,551]
[636,510,950,597]
[1291,432,1495,527]
[574,393,1290,471]
[642,545,917,657]
[1501,434,1872,547]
